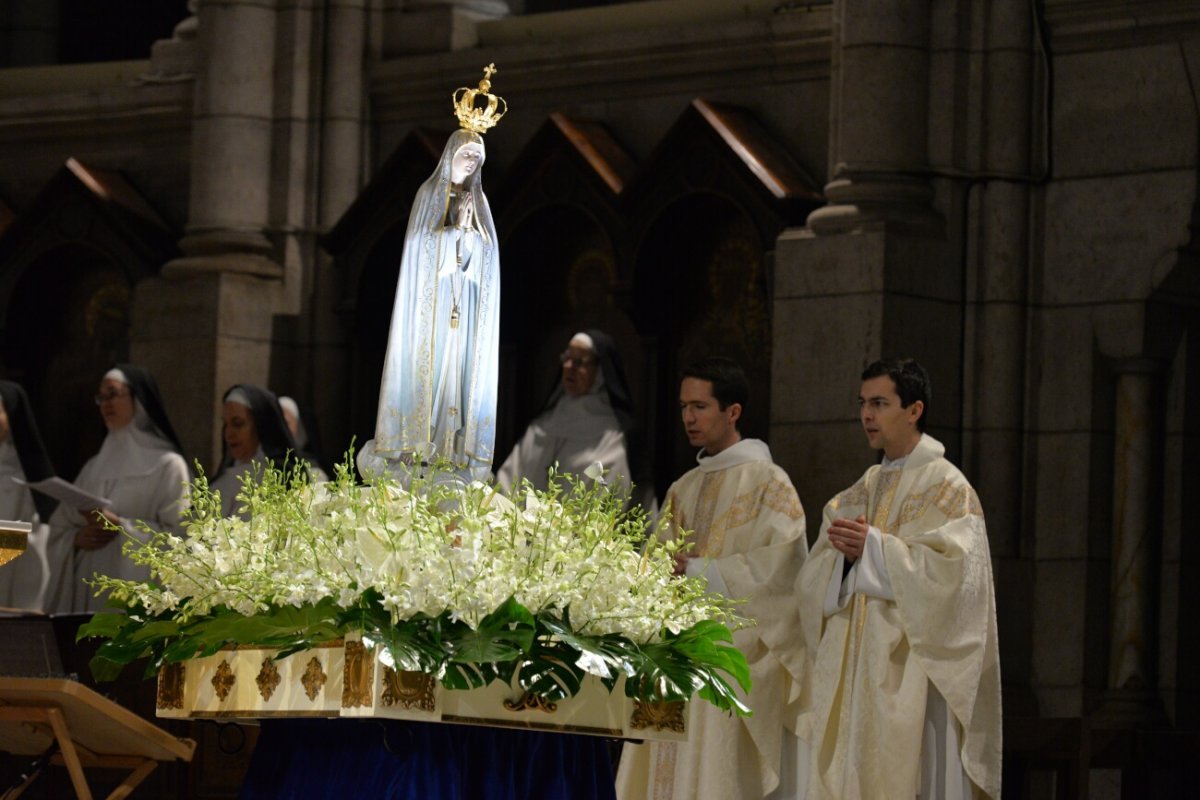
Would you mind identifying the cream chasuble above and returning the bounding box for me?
[617,438,807,800]
[795,434,1001,800]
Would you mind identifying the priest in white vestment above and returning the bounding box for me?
[794,359,1002,800]
[0,380,60,611]
[617,357,808,800]
[51,366,191,613]
[496,330,653,509]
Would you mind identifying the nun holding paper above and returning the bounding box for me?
[50,365,190,613]
[0,380,60,611]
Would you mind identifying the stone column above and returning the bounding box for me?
[1095,359,1164,724]
[772,1,956,523]
[167,0,280,276]
[308,0,369,466]
[381,0,509,56]
[132,0,286,468]
[807,0,943,236]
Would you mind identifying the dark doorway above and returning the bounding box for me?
[634,193,770,495]
[3,244,130,480]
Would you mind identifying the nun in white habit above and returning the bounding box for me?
[210,384,307,519]
[0,380,60,611]
[496,330,654,510]
[50,365,191,613]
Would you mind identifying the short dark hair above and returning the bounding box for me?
[681,357,749,416]
[861,358,931,432]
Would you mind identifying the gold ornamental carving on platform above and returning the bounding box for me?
[256,656,281,701]
[382,668,436,711]
[503,692,558,714]
[301,656,327,701]
[157,662,185,709]
[630,698,685,733]
[212,660,236,701]
[342,640,374,707]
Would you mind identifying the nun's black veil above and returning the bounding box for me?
[113,363,187,457]
[535,329,651,488]
[214,384,303,479]
[0,380,58,520]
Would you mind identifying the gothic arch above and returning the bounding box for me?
[495,113,638,456]
[626,99,822,490]
[0,158,176,477]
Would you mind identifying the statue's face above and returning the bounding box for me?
[450,144,483,183]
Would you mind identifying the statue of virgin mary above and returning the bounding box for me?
[359,68,505,483]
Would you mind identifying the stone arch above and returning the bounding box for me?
[626,99,822,491]
[0,158,176,477]
[632,193,772,491]
[1140,195,1200,727]
[495,113,637,458]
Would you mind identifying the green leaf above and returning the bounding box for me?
[517,645,584,702]
[76,613,132,642]
[88,654,130,683]
[440,660,496,691]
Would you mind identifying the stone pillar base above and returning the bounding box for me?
[1091,687,1166,729]
[130,271,285,468]
[807,175,945,238]
[163,253,283,280]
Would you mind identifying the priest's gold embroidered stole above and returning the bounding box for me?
[847,469,902,687]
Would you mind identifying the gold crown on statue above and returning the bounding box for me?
[453,64,507,134]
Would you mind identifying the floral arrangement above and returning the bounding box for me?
[79,458,751,715]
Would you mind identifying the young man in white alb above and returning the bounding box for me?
[795,358,1002,800]
[617,357,808,800]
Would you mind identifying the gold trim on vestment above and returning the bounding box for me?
[690,471,727,555]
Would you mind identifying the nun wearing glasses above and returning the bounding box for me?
[49,365,190,613]
[495,330,654,511]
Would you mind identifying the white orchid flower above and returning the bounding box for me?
[584,461,607,484]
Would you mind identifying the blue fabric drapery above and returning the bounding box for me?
[240,719,617,799]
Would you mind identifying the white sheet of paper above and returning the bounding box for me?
[11,476,112,511]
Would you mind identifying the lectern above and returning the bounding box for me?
[0,677,195,800]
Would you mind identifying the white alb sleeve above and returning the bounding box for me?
[853,526,895,601]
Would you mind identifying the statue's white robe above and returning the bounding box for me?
[373,128,499,480]
[795,434,1002,800]
[617,438,808,800]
